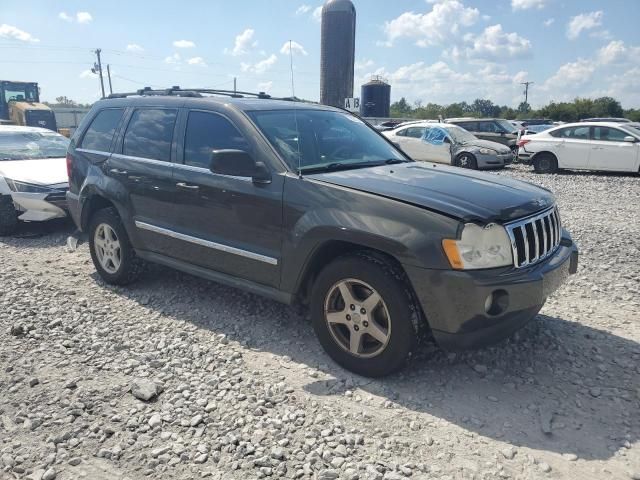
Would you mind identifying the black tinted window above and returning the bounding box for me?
[184,111,249,168]
[456,122,477,131]
[80,108,124,151]
[123,109,178,161]
[405,127,425,138]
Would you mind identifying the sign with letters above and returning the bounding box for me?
[344,97,360,113]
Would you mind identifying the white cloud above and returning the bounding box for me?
[544,59,596,89]
[173,39,195,48]
[187,56,206,66]
[383,1,479,47]
[567,11,603,40]
[544,18,555,27]
[590,30,612,41]
[58,12,73,22]
[228,29,256,56]
[355,59,375,71]
[280,40,308,56]
[456,24,531,61]
[295,5,311,15]
[596,40,640,66]
[0,24,39,43]
[76,12,93,24]
[164,53,181,64]
[258,81,273,92]
[241,54,277,74]
[511,0,547,11]
[313,6,323,22]
[79,69,96,79]
[126,44,144,52]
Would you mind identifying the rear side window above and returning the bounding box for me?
[80,108,124,151]
[456,122,477,131]
[404,127,425,138]
[183,111,249,168]
[123,109,178,162]
[549,126,590,139]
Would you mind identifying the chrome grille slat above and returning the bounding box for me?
[505,207,561,269]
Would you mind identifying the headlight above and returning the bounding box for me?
[478,148,496,155]
[5,178,54,193]
[442,223,513,270]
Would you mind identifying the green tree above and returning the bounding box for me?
[390,97,413,117]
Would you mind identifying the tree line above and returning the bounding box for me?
[390,96,640,122]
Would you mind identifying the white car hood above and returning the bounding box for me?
[0,157,68,186]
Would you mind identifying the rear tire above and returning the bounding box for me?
[454,153,478,169]
[310,252,418,377]
[0,196,18,236]
[533,153,558,173]
[88,207,144,285]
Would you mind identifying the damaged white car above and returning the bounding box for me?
[0,126,69,235]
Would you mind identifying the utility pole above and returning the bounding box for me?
[106,64,113,95]
[520,81,534,105]
[93,49,105,98]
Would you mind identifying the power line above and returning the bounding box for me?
[521,81,534,104]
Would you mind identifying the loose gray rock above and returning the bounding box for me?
[42,468,57,480]
[131,379,159,401]
[317,470,340,480]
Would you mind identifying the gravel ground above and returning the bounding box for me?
[1,165,639,480]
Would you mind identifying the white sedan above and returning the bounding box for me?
[517,122,640,173]
[0,126,70,235]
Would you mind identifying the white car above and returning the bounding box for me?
[517,122,640,173]
[0,126,70,235]
[383,122,512,169]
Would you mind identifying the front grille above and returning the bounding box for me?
[45,189,69,210]
[505,207,561,268]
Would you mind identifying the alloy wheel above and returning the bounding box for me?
[94,223,122,274]
[324,278,391,358]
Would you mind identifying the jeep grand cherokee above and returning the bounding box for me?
[66,88,579,377]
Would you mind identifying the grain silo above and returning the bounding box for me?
[320,0,356,108]
[361,76,391,117]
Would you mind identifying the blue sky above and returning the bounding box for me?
[1,0,639,108]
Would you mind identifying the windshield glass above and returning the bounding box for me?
[248,109,407,172]
[446,125,477,144]
[2,84,38,103]
[496,119,517,133]
[0,131,69,161]
[625,126,640,137]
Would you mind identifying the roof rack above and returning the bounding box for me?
[107,86,273,100]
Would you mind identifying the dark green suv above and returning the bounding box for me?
[66,88,578,377]
[447,118,520,153]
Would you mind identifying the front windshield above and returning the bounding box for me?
[248,109,407,172]
[446,125,477,144]
[625,126,640,138]
[496,119,517,133]
[0,131,70,161]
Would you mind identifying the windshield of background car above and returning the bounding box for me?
[248,109,406,172]
[625,126,640,138]
[0,131,70,160]
[446,125,477,144]
[496,119,517,133]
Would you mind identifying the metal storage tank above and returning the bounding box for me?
[361,76,391,117]
[320,0,356,108]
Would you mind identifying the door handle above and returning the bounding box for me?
[109,168,128,176]
[176,182,200,192]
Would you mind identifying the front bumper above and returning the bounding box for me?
[476,152,513,169]
[10,191,68,222]
[517,148,534,164]
[404,230,578,350]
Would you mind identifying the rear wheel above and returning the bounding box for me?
[310,253,418,377]
[533,153,558,173]
[0,196,18,236]
[454,153,478,169]
[88,207,144,285]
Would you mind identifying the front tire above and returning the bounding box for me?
[0,196,18,236]
[310,253,418,377]
[454,153,478,169]
[533,153,558,173]
[88,207,144,285]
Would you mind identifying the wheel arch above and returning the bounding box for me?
[80,194,117,231]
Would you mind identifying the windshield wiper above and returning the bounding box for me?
[383,158,408,165]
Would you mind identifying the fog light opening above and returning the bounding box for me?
[485,290,509,316]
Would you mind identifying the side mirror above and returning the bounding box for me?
[623,136,636,143]
[210,149,271,184]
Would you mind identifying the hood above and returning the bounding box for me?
[310,162,555,223]
[458,138,511,154]
[0,158,68,186]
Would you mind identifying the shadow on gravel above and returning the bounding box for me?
[0,217,75,247]
[92,264,639,463]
